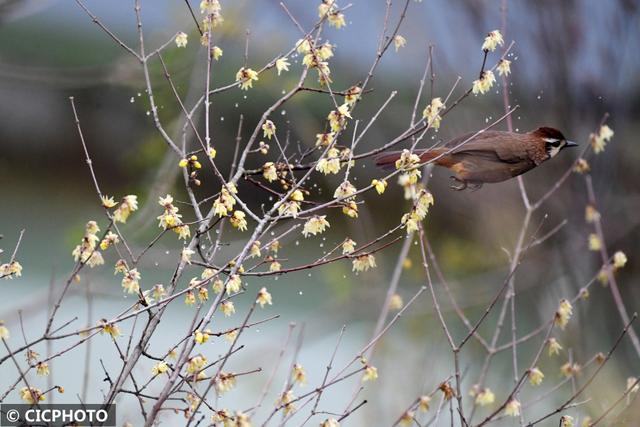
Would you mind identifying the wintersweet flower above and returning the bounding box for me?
[0,321,9,339]
[371,179,387,194]
[262,120,276,139]
[36,362,50,376]
[591,124,614,154]
[573,158,590,173]
[1,261,22,279]
[588,233,601,251]
[175,32,188,48]
[99,321,121,339]
[292,363,306,385]
[316,148,342,175]
[321,419,340,427]
[230,210,248,231]
[554,299,573,329]
[221,300,235,316]
[418,395,431,412]
[302,215,330,237]
[235,67,259,90]
[257,287,272,307]
[475,388,495,406]
[275,57,290,75]
[113,195,138,223]
[422,97,445,129]
[342,239,356,254]
[504,399,521,417]
[613,251,627,269]
[389,294,403,310]
[121,268,141,294]
[481,30,504,52]
[181,248,195,264]
[333,181,357,200]
[344,86,362,106]
[186,354,207,375]
[472,70,496,95]
[327,104,351,132]
[362,365,378,382]
[529,367,544,385]
[548,338,563,356]
[352,254,376,272]
[20,387,45,404]
[394,35,407,51]
[560,415,574,427]
[497,59,511,76]
[101,195,117,208]
[212,46,223,60]
[316,132,335,147]
[151,361,169,376]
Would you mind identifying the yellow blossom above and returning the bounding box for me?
[504,399,521,417]
[36,362,50,376]
[342,239,356,254]
[418,395,431,412]
[591,124,614,154]
[256,287,272,307]
[101,195,117,208]
[215,372,237,394]
[175,32,188,48]
[497,59,511,76]
[186,354,207,375]
[230,210,248,231]
[561,416,574,427]
[585,205,600,223]
[0,321,9,339]
[481,30,504,52]
[613,251,627,269]
[185,290,196,306]
[389,294,403,310]
[321,419,340,427]
[292,363,306,385]
[555,299,573,329]
[344,86,362,106]
[342,201,359,218]
[152,361,169,376]
[296,38,312,54]
[302,215,330,237]
[270,261,281,272]
[235,67,259,90]
[422,97,445,129]
[548,338,563,356]
[362,365,378,382]
[226,274,242,294]
[371,179,387,194]
[334,181,357,200]
[394,35,407,51]
[316,132,335,147]
[316,148,342,175]
[529,367,544,385]
[561,362,581,378]
[99,321,121,339]
[588,233,601,251]
[472,70,496,95]
[276,57,290,75]
[194,329,210,344]
[0,261,22,279]
[182,247,195,264]
[249,242,262,259]
[121,268,141,294]
[400,411,414,426]
[352,255,376,272]
[20,387,45,404]
[327,104,351,132]
[475,388,495,406]
[574,158,590,173]
[262,120,276,139]
[221,300,235,316]
[113,195,138,223]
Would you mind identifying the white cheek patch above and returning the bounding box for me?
[548,145,562,158]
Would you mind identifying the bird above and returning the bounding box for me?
[375,127,578,190]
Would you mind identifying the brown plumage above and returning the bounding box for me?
[375,127,577,190]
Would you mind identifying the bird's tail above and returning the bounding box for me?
[374,149,447,170]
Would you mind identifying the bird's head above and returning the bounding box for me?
[531,127,578,158]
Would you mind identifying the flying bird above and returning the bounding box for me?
[375,127,577,190]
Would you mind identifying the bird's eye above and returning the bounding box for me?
[548,139,561,147]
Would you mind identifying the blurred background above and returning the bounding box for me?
[0,0,639,425]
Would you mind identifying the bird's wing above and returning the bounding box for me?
[445,131,531,164]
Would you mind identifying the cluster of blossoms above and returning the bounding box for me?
[71,221,104,268]
[213,183,239,217]
[472,70,496,95]
[318,0,346,28]
[178,155,203,186]
[422,97,445,129]
[278,189,305,218]
[200,0,224,39]
[401,189,435,234]
[481,30,504,52]
[115,260,141,294]
[236,67,259,90]
[352,254,376,272]
[99,319,121,339]
[157,195,191,239]
[298,37,335,85]
[334,180,358,218]
[102,194,138,223]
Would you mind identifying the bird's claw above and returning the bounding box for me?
[449,176,467,191]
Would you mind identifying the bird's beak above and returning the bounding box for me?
[565,140,578,147]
